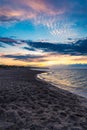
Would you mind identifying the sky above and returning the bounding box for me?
[0,0,87,67]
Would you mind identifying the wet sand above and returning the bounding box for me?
[0,67,87,130]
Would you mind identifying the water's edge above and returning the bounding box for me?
[37,72,87,99]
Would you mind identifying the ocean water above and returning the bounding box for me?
[38,67,87,98]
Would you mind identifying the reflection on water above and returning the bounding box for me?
[38,68,87,98]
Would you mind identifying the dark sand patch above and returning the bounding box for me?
[0,67,87,130]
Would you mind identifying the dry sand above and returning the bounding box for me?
[0,67,87,130]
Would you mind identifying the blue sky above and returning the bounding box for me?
[0,0,87,42]
[0,0,87,66]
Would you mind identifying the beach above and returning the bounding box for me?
[0,67,87,130]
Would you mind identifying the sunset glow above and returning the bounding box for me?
[0,0,87,67]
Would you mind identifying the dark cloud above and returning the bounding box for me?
[2,54,45,62]
[0,37,18,46]
[0,37,87,56]
[25,39,87,56]
[0,16,19,22]
[23,47,36,51]
[0,37,17,43]
[68,38,73,41]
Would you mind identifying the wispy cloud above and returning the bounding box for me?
[0,0,65,23]
[1,0,87,22]
[1,0,87,41]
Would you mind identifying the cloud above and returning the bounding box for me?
[0,7,36,23]
[23,47,36,51]
[0,37,87,66]
[0,0,66,23]
[0,37,18,46]
[1,54,48,63]
[0,15,19,22]
[2,54,43,59]
[1,0,87,23]
[0,42,5,48]
[0,37,87,57]
[25,38,87,56]
[1,0,87,41]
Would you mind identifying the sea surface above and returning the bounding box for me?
[37,67,87,98]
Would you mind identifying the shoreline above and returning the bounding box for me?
[36,72,87,108]
[37,71,87,99]
[0,67,87,129]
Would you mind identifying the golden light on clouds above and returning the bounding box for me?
[0,0,87,67]
[39,55,87,67]
[0,54,87,67]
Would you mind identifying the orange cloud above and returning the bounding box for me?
[35,54,87,67]
[0,53,87,67]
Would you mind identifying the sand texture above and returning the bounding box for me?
[0,67,87,130]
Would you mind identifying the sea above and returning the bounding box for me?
[37,66,87,98]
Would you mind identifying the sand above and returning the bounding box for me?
[0,67,87,130]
